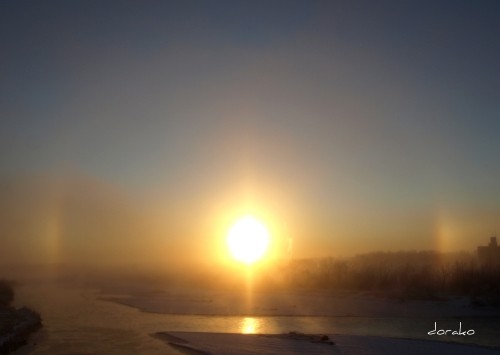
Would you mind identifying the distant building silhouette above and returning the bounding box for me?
[477,236,500,265]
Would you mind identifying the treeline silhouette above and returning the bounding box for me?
[280,251,500,304]
[39,251,500,307]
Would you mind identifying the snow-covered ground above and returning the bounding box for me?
[155,331,500,355]
[103,288,500,318]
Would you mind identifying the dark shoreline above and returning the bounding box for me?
[0,307,42,354]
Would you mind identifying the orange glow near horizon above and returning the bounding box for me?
[241,317,259,334]
[227,215,270,265]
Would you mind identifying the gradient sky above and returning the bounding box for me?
[1,1,499,267]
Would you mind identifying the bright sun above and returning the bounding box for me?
[227,216,270,264]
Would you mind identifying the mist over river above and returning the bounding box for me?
[13,282,500,354]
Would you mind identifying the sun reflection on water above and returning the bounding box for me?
[241,317,260,334]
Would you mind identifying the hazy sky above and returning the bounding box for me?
[1,1,499,267]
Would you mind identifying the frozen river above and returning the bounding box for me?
[13,282,500,354]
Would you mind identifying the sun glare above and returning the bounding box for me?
[227,216,270,264]
[241,317,260,334]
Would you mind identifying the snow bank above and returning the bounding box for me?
[154,331,499,355]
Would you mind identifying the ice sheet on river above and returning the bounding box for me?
[154,331,499,355]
